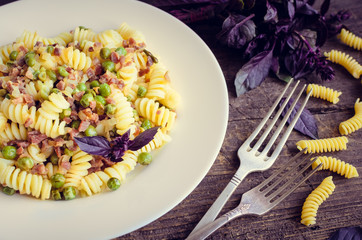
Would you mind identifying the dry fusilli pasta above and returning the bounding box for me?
[312,156,359,178]
[301,176,335,226]
[324,50,362,79]
[306,84,342,104]
[296,136,348,153]
[339,98,362,135]
[338,28,362,51]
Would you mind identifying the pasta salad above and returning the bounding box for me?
[0,23,180,200]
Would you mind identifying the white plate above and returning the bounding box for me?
[0,0,228,239]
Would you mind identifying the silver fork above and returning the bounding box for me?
[190,78,313,234]
[186,151,322,239]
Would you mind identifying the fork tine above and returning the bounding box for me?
[268,162,322,209]
[262,84,312,158]
[255,149,308,191]
[252,80,300,152]
[242,78,294,147]
[265,155,318,201]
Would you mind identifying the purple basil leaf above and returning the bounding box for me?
[295,0,318,16]
[320,0,330,16]
[74,136,111,156]
[329,227,362,240]
[287,1,295,19]
[128,127,160,151]
[264,1,278,22]
[235,49,274,96]
[279,97,318,139]
[217,14,256,49]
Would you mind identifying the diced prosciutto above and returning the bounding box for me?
[28,131,48,144]
[73,91,85,101]
[78,120,90,132]
[56,81,66,91]
[31,163,48,175]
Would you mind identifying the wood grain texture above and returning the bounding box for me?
[119,0,362,239]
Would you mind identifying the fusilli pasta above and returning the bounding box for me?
[306,84,342,104]
[296,136,348,153]
[312,156,359,178]
[301,176,335,226]
[338,28,362,51]
[339,98,362,135]
[324,50,362,79]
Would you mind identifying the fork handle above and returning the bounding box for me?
[186,207,242,240]
[189,167,249,234]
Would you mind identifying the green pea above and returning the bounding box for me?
[107,177,121,191]
[50,88,60,94]
[51,189,62,200]
[63,186,76,200]
[80,93,94,107]
[6,61,15,68]
[71,120,81,130]
[137,86,147,97]
[5,94,11,99]
[102,60,115,72]
[25,56,36,67]
[38,71,47,81]
[100,47,111,59]
[138,152,152,165]
[99,83,111,97]
[2,146,17,160]
[115,47,127,56]
[50,153,59,165]
[0,89,7,97]
[9,51,18,61]
[50,173,65,189]
[2,186,15,195]
[90,80,100,89]
[46,69,57,81]
[46,46,54,54]
[17,157,34,171]
[105,104,116,115]
[40,88,49,100]
[95,95,106,106]
[58,66,69,77]
[64,148,74,157]
[32,70,40,80]
[85,125,97,136]
[77,83,87,92]
[141,119,152,130]
[60,108,71,119]
[86,89,97,97]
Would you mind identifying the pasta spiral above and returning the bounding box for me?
[135,98,176,131]
[16,30,40,49]
[136,128,171,154]
[339,98,362,135]
[38,93,70,120]
[108,87,135,135]
[296,136,348,153]
[0,164,51,200]
[117,22,145,43]
[146,64,168,101]
[312,156,359,178]
[0,43,22,62]
[63,149,92,189]
[0,112,7,130]
[33,113,67,138]
[80,151,138,196]
[60,47,92,72]
[301,176,335,226]
[0,122,27,143]
[324,50,362,79]
[27,144,46,164]
[338,28,362,51]
[0,98,34,125]
[306,84,342,104]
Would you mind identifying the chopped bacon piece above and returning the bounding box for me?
[48,137,65,147]
[54,146,62,158]
[63,117,72,124]
[12,97,24,104]
[16,146,24,155]
[110,52,120,63]
[31,163,48,175]
[78,120,90,132]
[139,67,150,77]
[10,67,20,78]
[66,96,75,107]
[70,110,79,120]
[89,100,96,111]
[73,91,85,101]
[119,55,126,65]
[56,81,66,91]
[25,69,34,79]
[7,140,30,148]
[24,118,33,128]
[28,131,48,144]
[106,97,116,105]
[54,47,62,56]
[94,64,103,75]
[59,157,71,171]
[86,68,96,79]
[69,129,79,140]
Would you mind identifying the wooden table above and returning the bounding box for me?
[120,1,362,239]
